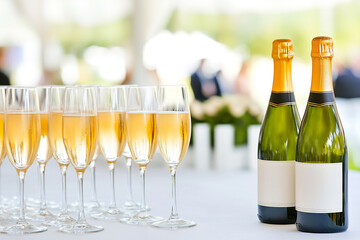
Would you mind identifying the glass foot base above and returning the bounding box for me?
[151,218,196,229]
[71,201,105,214]
[139,205,151,212]
[121,202,139,211]
[84,201,103,209]
[120,202,149,215]
[0,222,47,234]
[59,222,104,234]
[47,202,60,210]
[91,209,127,221]
[56,213,76,226]
[120,214,162,225]
[30,210,58,226]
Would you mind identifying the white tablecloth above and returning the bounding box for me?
[0,157,359,240]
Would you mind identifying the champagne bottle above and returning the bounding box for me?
[296,36,348,233]
[257,39,300,224]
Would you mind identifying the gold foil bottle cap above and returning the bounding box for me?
[272,39,294,60]
[311,36,334,58]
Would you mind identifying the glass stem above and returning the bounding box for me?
[108,162,117,210]
[125,157,134,204]
[77,171,86,224]
[89,161,99,205]
[139,166,147,216]
[170,167,179,220]
[60,165,68,215]
[39,162,47,213]
[18,170,26,224]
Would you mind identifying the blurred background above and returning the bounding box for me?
[1,0,360,170]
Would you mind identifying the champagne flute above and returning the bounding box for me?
[92,86,127,220]
[151,85,196,229]
[68,85,102,213]
[59,86,103,233]
[1,87,47,234]
[31,86,57,226]
[75,85,103,213]
[48,86,75,225]
[0,87,8,221]
[120,86,162,225]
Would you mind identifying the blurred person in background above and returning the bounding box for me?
[191,58,222,102]
[334,51,360,98]
[0,48,10,85]
[215,69,233,94]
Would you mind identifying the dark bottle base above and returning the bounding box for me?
[296,211,348,233]
[258,205,296,224]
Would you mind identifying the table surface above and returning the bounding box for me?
[0,157,359,240]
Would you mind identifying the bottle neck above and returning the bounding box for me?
[310,57,333,92]
[272,59,293,92]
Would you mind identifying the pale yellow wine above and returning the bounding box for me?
[36,113,53,163]
[6,113,41,171]
[126,112,157,166]
[62,115,97,172]
[97,111,126,162]
[49,112,69,166]
[0,113,6,165]
[157,112,191,168]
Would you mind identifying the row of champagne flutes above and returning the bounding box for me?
[0,87,140,229]
[0,85,195,234]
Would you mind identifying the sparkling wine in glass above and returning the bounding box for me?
[72,85,103,213]
[30,86,58,226]
[48,86,76,225]
[120,86,162,225]
[151,85,196,229]
[59,86,103,233]
[91,86,127,220]
[120,85,141,213]
[1,87,47,234]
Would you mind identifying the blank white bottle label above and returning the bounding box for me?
[258,159,295,207]
[296,162,342,213]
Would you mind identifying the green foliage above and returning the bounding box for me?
[167,3,360,62]
[167,10,319,61]
[334,1,360,62]
[52,18,131,56]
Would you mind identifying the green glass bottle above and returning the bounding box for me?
[296,36,348,233]
[257,39,300,224]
